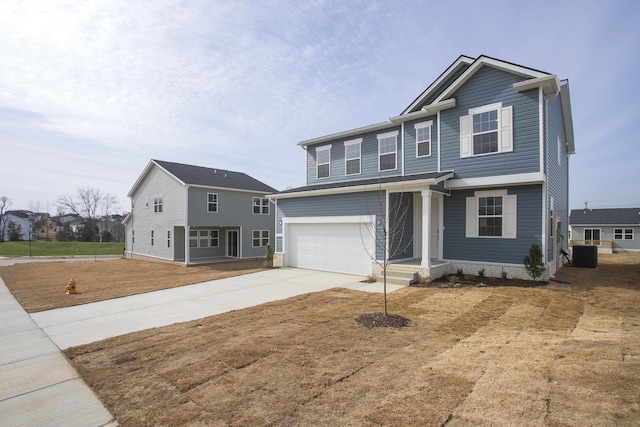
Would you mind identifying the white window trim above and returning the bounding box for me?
[207,193,218,213]
[252,229,270,247]
[316,145,331,179]
[344,138,362,176]
[614,228,634,240]
[153,196,163,213]
[460,102,513,158]
[465,189,517,239]
[252,196,269,215]
[414,120,433,158]
[210,229,219,247]
[377,130,399,172]
[583,228,601,245]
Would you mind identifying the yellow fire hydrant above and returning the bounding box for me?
[66,279,77,295]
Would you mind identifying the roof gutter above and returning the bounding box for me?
[389,98,456,123]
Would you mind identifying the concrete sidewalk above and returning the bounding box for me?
[0,277,117,427]
[0,267,404,426]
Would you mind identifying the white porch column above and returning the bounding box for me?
[421,190,432,268]
[184,226,190,266]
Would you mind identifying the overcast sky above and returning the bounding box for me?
[1,0,638,213]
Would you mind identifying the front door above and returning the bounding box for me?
[227,230,239,258]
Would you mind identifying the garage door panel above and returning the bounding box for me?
[286,222,374,275]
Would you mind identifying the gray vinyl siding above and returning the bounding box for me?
[277,191,386,259]
[403,116,439,175]
[571,226,640,251]
[545,93,570,261]
[440,66,541,178]
[443,185,543,264]
[128,166,185,260]
[306,125,402,185]
[187,187,274,259]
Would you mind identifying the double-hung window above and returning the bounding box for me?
[344,139,361,175]
[614,228,634,240]
[466,190,517,239]
[415,121,432,157]
[316,145,331,179]
[460,102,513,158]
[153,196,163,213]
[207,193,218,213]
[253,197,269,214]
[167,230,171,248]
[378,131,398,171]
[252,230,269,247]
[150,230,154,246]
[210,230,219,247]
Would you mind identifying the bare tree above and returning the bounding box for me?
[0,196,12,243]
[58,187,118,243]
[362,189,413,316]
[101,192,119,242]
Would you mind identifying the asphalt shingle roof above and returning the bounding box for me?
[275,171,453,195]
[569,208,640,225]
[154,160,277,194]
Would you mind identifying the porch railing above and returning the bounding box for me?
[569,240,613,249]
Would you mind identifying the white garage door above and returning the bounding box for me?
[286,222,375,276]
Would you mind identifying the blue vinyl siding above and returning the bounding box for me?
[403,116,439,175]
[443,185,543,264]
[306,126,402,185]
[545,92,570,260]
[277,191,387,259]
[440,66,540,178]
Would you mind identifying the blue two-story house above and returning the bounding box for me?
[269,55,575,280]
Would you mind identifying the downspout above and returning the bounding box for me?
[401,121,405,176]
[437,111,441,172]
[543,87,561,273]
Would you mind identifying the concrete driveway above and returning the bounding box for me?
[0,267,404,426]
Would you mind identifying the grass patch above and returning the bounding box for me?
[0,241,124,257]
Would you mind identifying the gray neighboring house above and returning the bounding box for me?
[269,55,575,280]
[124,160,277,264]
[570,208,640,253]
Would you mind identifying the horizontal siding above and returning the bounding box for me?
[443,185,543,264]
[306,125,403,185]
[545,94,570,260]
[403,116,439,175]
[277,191,386,259]
[441,66,541,178]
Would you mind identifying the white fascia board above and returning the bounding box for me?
[445,172,545,190]
[560,82,576,154]
[297,121,393,148]
[433,56,550,104]
[269,174,453,200]
[401,55,475,114]
[513,74,560,95]
[389,98,456,123]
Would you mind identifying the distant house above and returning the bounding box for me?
[269,55,575,280]
[2,210,52,241]
[569,208,640,253]
[124,160,277,264]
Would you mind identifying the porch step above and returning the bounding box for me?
[376,270,418,286]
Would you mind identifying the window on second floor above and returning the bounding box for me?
[154,196,163,213]
[378,131,398,171]
[207,193,218,213]
[316,145,331,179]
[415,121,432,157]
[253,197,269,214]
[460,103,513,158]
[344,138,361,175]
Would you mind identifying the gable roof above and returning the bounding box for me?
[128,160,277,197]
[570,208,640,226]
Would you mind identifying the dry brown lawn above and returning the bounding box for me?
[3,254,640,425]
[0,258,265,312]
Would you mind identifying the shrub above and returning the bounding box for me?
[441,271,449,280]
[478,268,486,279]
[456,268,464,276]
[523,242,545,281]
[501,269,508,280]
[263,244,274,268]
